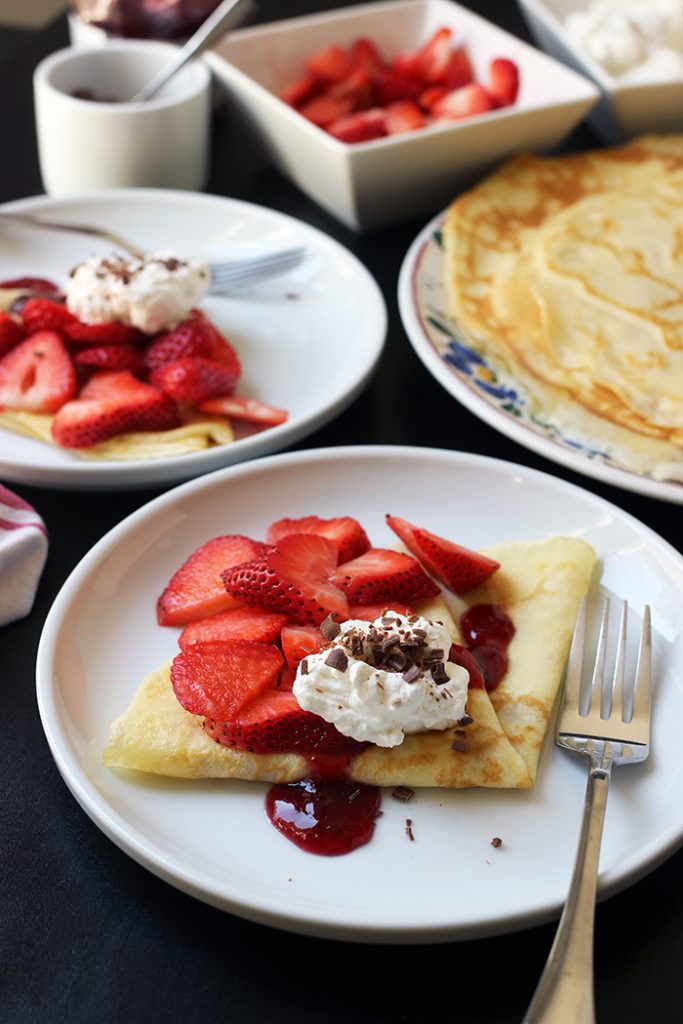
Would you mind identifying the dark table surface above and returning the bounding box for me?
[2,4,682,1023]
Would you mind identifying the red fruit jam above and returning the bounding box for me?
[0,276,60,292]
[459,603,515,691]
[265,778,381,856]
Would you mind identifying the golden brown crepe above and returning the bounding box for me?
[442,135,683,469]
[0,409,234,459]
[103,536,596,790]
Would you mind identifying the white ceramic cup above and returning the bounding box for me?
[34,42,211,194]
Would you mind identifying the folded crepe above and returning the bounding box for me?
[103,536,596,789]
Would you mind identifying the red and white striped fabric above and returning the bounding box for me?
[0,484,48,627]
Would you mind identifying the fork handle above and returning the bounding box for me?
[522,761,612,1024]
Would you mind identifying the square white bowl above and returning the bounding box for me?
[206,0,598,231]
[518,0,683,143]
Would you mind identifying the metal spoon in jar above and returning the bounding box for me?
[130,0,254,103]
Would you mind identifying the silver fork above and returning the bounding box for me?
[523,597,652,1024]
[0,212,307,293]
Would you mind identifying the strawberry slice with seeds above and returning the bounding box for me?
[157,534,268,626]
[204,689,363,755]
[0,331,76,413]
[329,68,375,110]
[331,548,439,603]
[144,314,241,378]
[51,369,178,448]
[300,94,354,127]
[73,343,146,374]
[198,394,288,427]
[266,515,370,564]
[178,606,288,651]
[280,623,325,672]
[418,85,448,111]
[374,69,423,105]
[171,640,283,719]
[386,514,500,594]
[417,27,454,83]
[489,57,520,107]
[444,47,474,90]
[327,108,388,143]
[223,533,350,626]
[278,74,319,108]
[64,320,145,346]
[305,44,353,84]
[432,82,495,121]
[150,356,239,402]
[21,297,78,335]
[0,312,25,358]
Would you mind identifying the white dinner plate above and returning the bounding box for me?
[0,191,385,490]
[36,446,683,943]
[398,212,683,505]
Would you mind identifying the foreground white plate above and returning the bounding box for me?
[0,191,385,490]
[37,446,683,942]
[398,212,683,504]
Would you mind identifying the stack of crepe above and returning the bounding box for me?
[442,134,683,476]
[104,536,596,791]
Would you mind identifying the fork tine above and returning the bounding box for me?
[585,597,609,717]
[603,600,627,721]
[563,596,587,713]
[630,605,652,728]
[211,255,304,284]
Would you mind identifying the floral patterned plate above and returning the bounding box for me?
[397,212,683,505]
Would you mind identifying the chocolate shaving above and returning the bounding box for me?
[385,650,409,673]
[431,661,449,685]
[402,664,421,684]
[392,786,415,804]
[299,658,309,675]
[458,714,474,727]
[451,738,470,752]
[491,837,503,848]
[320,613,341,641]
[405,818,415,841]
[324,648,348,672]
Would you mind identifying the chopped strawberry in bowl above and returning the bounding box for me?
[206,0,598,230]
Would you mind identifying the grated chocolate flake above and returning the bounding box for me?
[491,837,503,849]
[458,714,474,727]
[320,613,341,641]
[402,664,421,684]
[451,738,470,752]
[392,786,415,804]
[431,661,449,685]
[300,658,309,675]
[405,818,415,841]
[324,648,348,672]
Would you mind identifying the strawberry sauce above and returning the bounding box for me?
[459,603,515,691]
[265,777,381,856]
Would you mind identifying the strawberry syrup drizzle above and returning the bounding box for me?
[459,603,515,691]
[265,750,381,856]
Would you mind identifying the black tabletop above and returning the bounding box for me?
[2,4,682,1022]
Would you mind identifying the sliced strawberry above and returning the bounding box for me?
[157,534,268,626]
[266,515,370,564]
[150,356,238,402]
[204,689,362,755]
[327,108,388,143]
[198,394,288,427]
[73,343,145,374]
[300,94,354,127]
[178,606,288,651]
[443,47,474,90]
[331,548,439,603]
[392,48,423,80]
[21,297,78,334]
[417,27,454,84]
[278,73,319,108]
[0,276,60,293]
[348,601,414,621]
[384,99,425,134]
[171,640,283,719]
[419,85,448,111]
[0,312,25,357]
[64,320,145,346]
[386,514,500,594]
[305,44,353,84]
[432,82,495,121]
[0,331,76,413]
[144,313,241,379]
[223,533,350,626]
[280,623,325,671]
[329,68,375,110]
[51,370,178,448]
[489,57,520,107]
[374,69,423,105]
[350,37,385,76]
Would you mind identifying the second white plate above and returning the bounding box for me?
[0,190,386,490]
[36,446,683,942]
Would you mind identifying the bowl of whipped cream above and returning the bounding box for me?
[517,0,683,141]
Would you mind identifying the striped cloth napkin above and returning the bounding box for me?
[0,484,48,627]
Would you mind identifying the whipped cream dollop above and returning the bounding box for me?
[292,612,470,748]
[65,252,210,334]
[565,0,683,80]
